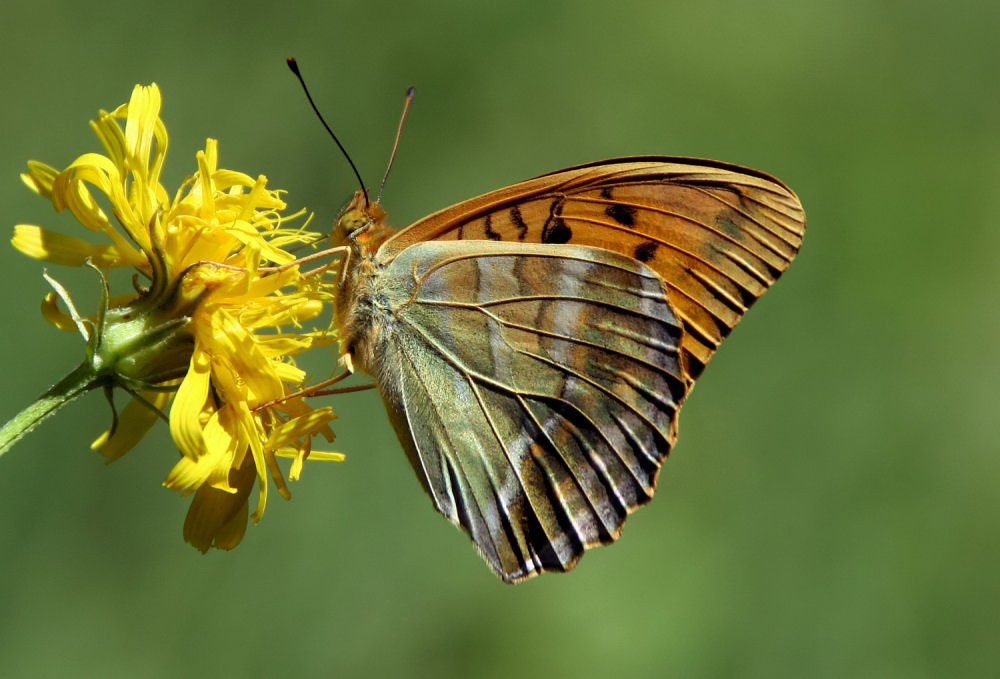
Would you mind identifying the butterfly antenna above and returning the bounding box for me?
[376,85,416,204]
[286,57,369,209]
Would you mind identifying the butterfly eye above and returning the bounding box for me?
[332,209,370,243]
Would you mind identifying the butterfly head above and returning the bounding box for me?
[332,189,390,250]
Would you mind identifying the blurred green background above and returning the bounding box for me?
[1,0,997,677]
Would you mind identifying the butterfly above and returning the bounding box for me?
[327,155,805,583]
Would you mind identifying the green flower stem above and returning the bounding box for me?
[0,361,102,458]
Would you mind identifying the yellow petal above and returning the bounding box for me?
[272,361,307,385]
[304,450,346,461]
[59,154,152,252]
[283,446,346,481]
[163,407,240,494]
[192,146,217,217]
[255,335,317,360]
[40,292,79,332]
[12,224,125,267]
[164,455,215,494]
[90,108,128,169]
[20,161,58,198]
[123,84,165,192]
[183,459,254,553]
[52,153,118,229]
[200,408,241,489]
[225,219,296,266]
[169,349,212,459]
[207,309,284,403]
[212,169,258,192]
[235,400,279,520]
[264,407,336,451]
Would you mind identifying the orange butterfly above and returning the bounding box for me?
[331,157,804,582]
[287,56,804,583]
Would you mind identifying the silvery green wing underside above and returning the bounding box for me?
[370,240,685,582]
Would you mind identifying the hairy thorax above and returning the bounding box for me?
[330,190,399,377]
[334,245,387,377]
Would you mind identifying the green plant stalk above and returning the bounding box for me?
[0,361,101,457]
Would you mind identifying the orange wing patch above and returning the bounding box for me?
[379,157,804,380]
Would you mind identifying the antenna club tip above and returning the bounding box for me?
[406,85,416,97]
[286,57,301,74]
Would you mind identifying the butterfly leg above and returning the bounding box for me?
[338,353,355,374]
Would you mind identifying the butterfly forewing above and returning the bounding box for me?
[369,241,684,582]
[380,157,805,379]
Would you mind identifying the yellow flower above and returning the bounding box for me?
[10,83,344,551]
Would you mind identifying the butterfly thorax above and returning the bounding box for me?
[332,191,398,377]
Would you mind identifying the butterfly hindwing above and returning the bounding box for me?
[369,240,685,582]
[380,157,805,379]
